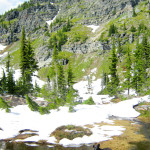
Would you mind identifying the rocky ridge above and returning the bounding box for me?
[0,0,147,68]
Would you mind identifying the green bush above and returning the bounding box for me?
[0,97,11,112]
[39,106,50,115]
[69,105,76,112]
[82,96,95,105]
[130,25,136,32]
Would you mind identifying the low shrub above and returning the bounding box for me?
[82,96,95,105]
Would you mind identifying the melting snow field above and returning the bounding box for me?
[0,71,150,147]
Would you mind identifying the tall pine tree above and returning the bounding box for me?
[6,53,15,94]
[124,45,132,95]
[67,62,74,89]
[107,39,119,97]
[57,63,66,104]
[132,42,146,95]
[20,26,27,77]
[142,35,150,69]
[19,27,38,95]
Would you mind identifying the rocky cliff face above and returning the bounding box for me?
[0,0,58,43]
[0,0,145,67]
[0,0,142,43]
[58,0,141,25]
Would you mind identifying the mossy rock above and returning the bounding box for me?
[50,125,92,141]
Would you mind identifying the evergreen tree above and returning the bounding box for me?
[6,53,15,94]
[52,45,58,62]
[124,45,132,95]
[123,23,127,31]
[108,24,117,36]
[117,37,122,57]
[19,27,38,95]
[7,69,15,94]
[20,26,27,77]
[107,39,119,96]
[67,63,74,88]
[66,18,71,31]
[0,69,6,93]
[25,37,38,84]
[142,35,150,68]
[57,63,66,104]
[132,42,146,95]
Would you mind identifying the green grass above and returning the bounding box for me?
[31,37,44,51]
[0,41,21,68]
[67,24,91,44]
[10,48,21,68]
[1,18,18,26]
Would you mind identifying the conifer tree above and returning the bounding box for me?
[20,26,27,77]
[52,45,58,62]
[123,23,127,31]
[25,37,38,84]
[57,63,66,104]
[142,35,150,69]
[0,69,6,93]
[66,18,71,31]
[107,39,119,96]
[132,42,146,95]
[124,45,132,95]
[6,53,15,94]
[19,27,38,95]
[108,24,117,36]
[7,69,15,94]
[67,62,74,88]
[117,37,122,57]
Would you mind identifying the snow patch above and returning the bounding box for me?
[91,68,97,74]
[0,52,8,58]
[87,25,99,33]
[0,44,7,51]
[73,79,112,104]
[46,10,60,26]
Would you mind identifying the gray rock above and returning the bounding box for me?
[135,105,150,111]
[62,41,111,54]
[129,33,134,44]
